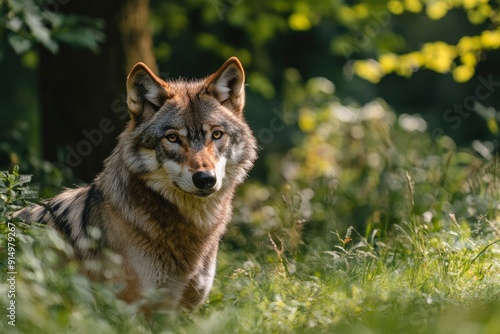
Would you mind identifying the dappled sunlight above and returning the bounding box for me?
[2,0,500,332]
[350,0,500,83]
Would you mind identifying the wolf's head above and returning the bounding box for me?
[120,57,257,199]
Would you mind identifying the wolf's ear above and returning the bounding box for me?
[205,57,245,115]
[126,62,170,121]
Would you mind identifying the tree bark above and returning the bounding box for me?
[39,0,156,182]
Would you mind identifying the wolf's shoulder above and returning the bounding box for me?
[15,185,97,236]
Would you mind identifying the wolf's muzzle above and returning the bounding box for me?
[192,171,217,190]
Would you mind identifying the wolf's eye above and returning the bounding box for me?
[212,131,223,140]
[166,134,179,143]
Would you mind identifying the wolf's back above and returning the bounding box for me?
[15,185,107,257]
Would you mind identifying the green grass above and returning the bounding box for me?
[2,158,500,333]
[2,80,500,333]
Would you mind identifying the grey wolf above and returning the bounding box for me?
[16,57,257,311]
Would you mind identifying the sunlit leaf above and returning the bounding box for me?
[480,30,500,49]
[298,108,316,132]
[388,0,405,15]
[452,65,474,82]
[459,53,477,66]
[398,52,423,73]
[404,0,422,13]
[467,9,487,24]
[487,118,499,135]
[338,6,358,23]
[426,2,450,20]
[352,4,369,19]
[379,53,399,73]
[462,0,480,10]
[288,13,311,31]
[353,60,384,83]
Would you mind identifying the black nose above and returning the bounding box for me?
[192,171,217,190]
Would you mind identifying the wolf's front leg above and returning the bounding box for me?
[179,254,217,309]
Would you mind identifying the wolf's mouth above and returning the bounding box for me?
[173,182,216,198]
[194,191,215,198]
[188,189,217,199]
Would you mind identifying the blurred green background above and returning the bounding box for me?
[2,2,500,332]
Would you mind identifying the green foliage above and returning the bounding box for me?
[0,166,35,221]
[0,168,147,333]
[0,123,79,198]
[1,0,500,330]
[196,100,500,332]
[0,0,105,63]
[231,73,497,254]
[149,0,348,98]
[5,74,500,331]
[148,0,500,87]
[351,0,500,83]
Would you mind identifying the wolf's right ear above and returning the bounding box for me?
[126,62,170,121]
[205,57,245,116]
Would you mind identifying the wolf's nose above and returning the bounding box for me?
[192,171,217,190]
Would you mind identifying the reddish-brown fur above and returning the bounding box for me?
[16,57,257,312]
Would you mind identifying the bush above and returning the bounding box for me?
[0,167,147,333]
[1,78,500,332]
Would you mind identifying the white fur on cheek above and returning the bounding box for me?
[229,141,245,164]
[140,148,160,171]
[162,160,194,193]
[180,167,196,192]
[215,156,227,190]
[162,159,182,174]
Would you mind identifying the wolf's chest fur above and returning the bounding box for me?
[100,174,227,306]
[16,57,257,311]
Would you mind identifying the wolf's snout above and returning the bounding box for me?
[192,171,217,190]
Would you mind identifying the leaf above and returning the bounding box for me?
[54,28,105,53]
[487,118,499,136]
[8,33,32,54]
[25,12,58,53]
[6,16,23,32]
[474,102,496,120]
[17,174,32,186]
[52,15,105,53]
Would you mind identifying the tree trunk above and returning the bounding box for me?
[39,0,156,182]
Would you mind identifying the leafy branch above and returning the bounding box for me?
[0,0,105,60]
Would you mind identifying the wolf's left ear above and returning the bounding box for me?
[205,57,245,115]
[126,62,170,122]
